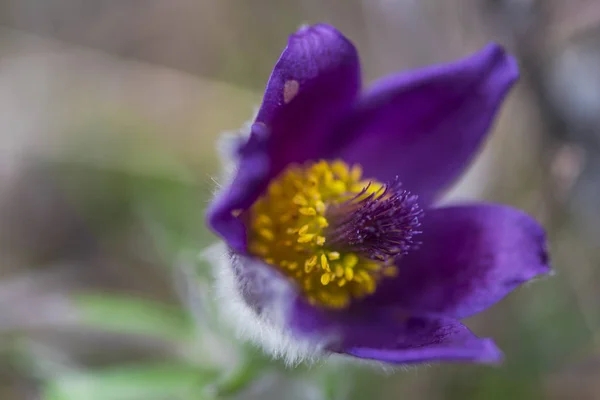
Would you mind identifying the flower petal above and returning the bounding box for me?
[341,316,502,365]
[333,43,518,206]
[207,123,271,252]
[207,24,361,252]
[256,24,361,125]
[364,204,550,319]
[288,301,502,364]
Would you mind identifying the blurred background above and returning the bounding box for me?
[0,0,599,399]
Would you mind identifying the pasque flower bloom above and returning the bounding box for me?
[206,24,550,365]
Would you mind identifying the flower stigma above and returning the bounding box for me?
[247,160,423,309]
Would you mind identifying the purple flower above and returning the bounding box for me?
[206,24,550,366]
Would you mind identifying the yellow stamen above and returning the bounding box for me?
[258,229,274,241]
[320,254,330,271]
[299,207,316,216]
[344,267,354,281]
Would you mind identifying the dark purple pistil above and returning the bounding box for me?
[325,177,423,263]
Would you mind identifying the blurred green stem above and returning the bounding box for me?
[213,358,266,398]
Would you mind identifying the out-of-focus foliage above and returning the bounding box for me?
[1,0,600,399]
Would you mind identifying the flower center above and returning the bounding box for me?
[247,160,422,309]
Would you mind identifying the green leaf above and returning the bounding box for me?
[42,363,220,400]
[73,293,194,342]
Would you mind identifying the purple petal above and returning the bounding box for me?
[288,301,502,364]
[364,204,550,319]
[256,24,360,125]
[341,317,502,365]
[207,24,361,252]
[332,43,518,206]
[207,123,271,252]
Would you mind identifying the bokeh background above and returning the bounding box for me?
[1,0,600,399]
